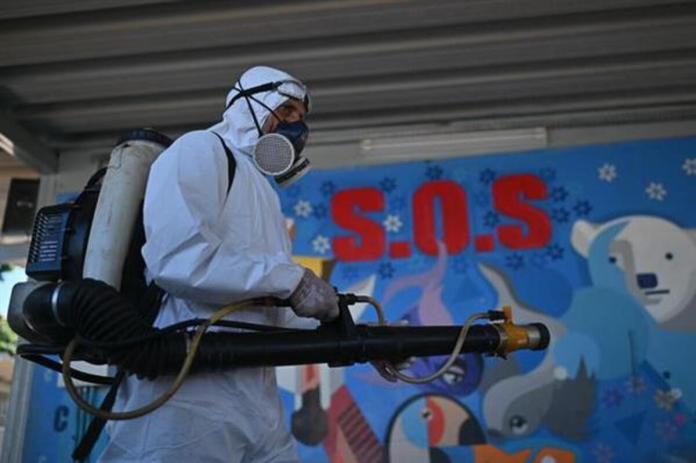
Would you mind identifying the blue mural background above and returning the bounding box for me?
[19,136,696,462]
[276,136,696,463]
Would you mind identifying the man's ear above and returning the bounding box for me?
[285,217,296,241]
[571,220,599,258]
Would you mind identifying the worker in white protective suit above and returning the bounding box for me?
[98,66,339,462]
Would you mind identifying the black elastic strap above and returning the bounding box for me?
[236,82,265,136]
[18,353,113,385]
[226,82,281,109]
[212,132,236,193]
[71,370,126,462]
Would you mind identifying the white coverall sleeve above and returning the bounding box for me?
[142,131,304,305]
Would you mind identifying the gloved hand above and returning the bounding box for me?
[289,269,339,321]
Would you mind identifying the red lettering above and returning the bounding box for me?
[475,235,495,252]
[388,241,412,259]
[412,181,469,256]
[331,188,385,261]
[493,174,551,249]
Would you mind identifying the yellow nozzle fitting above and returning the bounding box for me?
[494,306,549,355]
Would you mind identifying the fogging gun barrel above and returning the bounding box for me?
[12,280,550,379]
[192,322,550,369]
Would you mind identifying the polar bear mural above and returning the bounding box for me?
[571,215,696,409]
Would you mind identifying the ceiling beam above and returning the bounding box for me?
[0,113,58,173]
[0,0,179,20]
[13,54,696,134]
[3,13,696,105]
[0,0,688,67]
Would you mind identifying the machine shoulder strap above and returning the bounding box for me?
[211,132,236,194]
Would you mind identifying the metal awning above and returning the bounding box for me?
[2,0,696,172]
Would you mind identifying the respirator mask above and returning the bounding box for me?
[227,80,311,187]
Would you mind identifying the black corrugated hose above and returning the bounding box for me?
[59,278,187,380]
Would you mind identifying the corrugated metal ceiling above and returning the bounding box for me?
[1,0,696,170]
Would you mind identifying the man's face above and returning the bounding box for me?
[262,98,307,134]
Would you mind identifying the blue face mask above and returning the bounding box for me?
[274,120,309,156]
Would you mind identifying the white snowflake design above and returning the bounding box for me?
[293,200,313,218]
[598,163,618,182]
[312,235,331,254]
[670,388,683,400]
[382,214,403,233]
[683,158,696,176]
[645,182,667,201]
[655,389,677,411]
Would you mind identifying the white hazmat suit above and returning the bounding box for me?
[99,67,331,462]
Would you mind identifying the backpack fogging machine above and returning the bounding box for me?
[7,129,550,425]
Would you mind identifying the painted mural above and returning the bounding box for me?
[275,137,696,463]
[20,136,696,462]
